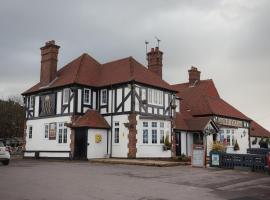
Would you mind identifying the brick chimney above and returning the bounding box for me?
[147,47,163,79]
[40,40,60,86]
[188,66,201,85]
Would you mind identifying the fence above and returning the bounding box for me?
[247,148,270,155]
[210,151,268,172]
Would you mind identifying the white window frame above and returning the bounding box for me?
[63,88,70,105]
[29,126,33,139]
[148,88,163,106]
[143,129,148,144]
[84,88,91,105]
[160,130,164,144]
[114,122,119,144]
[58,123,68,144]
[101,89,107,105]
[29,96,34,109]
[44,124,49,139]
[152,129,157,144]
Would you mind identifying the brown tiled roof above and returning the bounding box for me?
[174,112,214,132]
[72,110,110,129]
[23,54,175,95]
[172,80,250,121]
[250,121,270,138]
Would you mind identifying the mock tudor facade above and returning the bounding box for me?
[23,41,177,159]
[22,40,270,159]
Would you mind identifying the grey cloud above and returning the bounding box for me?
[0,0,269,129]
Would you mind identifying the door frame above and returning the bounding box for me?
[74,128,88,160]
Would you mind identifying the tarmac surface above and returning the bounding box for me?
[0,159,270,200]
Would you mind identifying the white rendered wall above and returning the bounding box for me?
[87,129,108,159]
[110,115,129,158]
[136,117,172,158]
[216,127,249,154]
[24,116,72,157]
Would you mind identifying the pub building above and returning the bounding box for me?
[22,41,270,159]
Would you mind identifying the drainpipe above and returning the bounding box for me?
[110,85,113,157]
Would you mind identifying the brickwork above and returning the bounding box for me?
[147,47,163,79]
[40,40,60,86]
[127,113,137,158]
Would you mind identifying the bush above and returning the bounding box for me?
[211,141,226,152]
[252,137,257,145]
[163,134,171,151]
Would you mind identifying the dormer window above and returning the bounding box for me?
[101,89,107,105]
[84,89,91,105]
[63,88,70,105]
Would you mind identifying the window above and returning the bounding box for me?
[152,130,157,144]
[29,96,34,109]
[29,126,32,139]
[142,89,146,101]
[152,122,157,128]
[63,89,70,105]
[160,130,164,144]
[114,122,119,143]
[143,122,148,127]
[44,124,49,139]
[101,89,107,105]
[160,122,164,128]
[143,130,148,144]
[58,123,67,144]
[148,89,163,106]
[175,99,180,112]
[84,89,91,105]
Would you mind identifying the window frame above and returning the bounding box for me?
[152,129,157,144]
[44,124,49,139]
[101,89,107,105]
[58,123,68,144]
[29,96,34,109]
[148,88,163,106]
[114,122,119,144]
[29,126,33,139]
[83,88,91,105]
[143,129,148,144]
[63,88,70,105]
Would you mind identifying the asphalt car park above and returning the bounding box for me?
[0,159,270,200]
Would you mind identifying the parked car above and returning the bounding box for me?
[0,141,10,165]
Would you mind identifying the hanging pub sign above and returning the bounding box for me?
[191,145,206,168]
[49,123,57,140]
[214,117,243,128]
[39,94,56,117]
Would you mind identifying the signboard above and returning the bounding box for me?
[39,94,56,116]
[211,153,220,167]
[95,134,102,143]
[191,145,205,167]
[214,117,243,128]
[49,123,57,140]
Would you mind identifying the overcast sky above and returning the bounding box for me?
[0,0,269,130]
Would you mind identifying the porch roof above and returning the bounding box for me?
[72,110,110,129]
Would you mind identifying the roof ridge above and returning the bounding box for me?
[74,54,85,83]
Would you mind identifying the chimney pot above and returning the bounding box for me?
[188,66,201,85]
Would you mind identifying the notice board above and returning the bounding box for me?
[192,145,205,167]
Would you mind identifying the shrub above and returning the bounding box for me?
[163,134,171,151]
[210,141,226,152]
